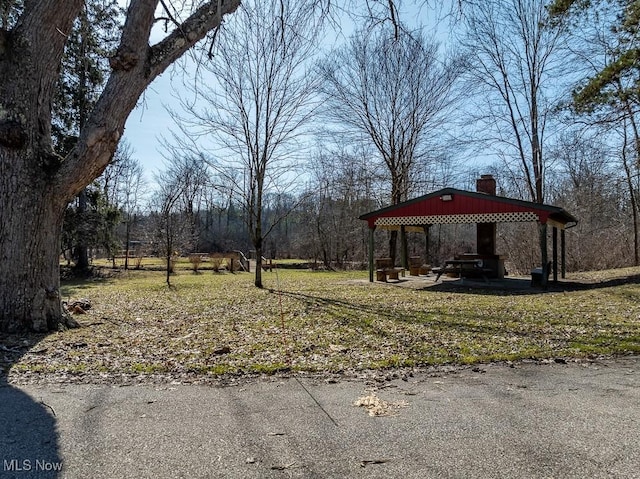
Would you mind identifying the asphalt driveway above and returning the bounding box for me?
[1,356,638,478]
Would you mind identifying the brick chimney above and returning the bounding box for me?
[476,175,496,255]
[476,174,496,195]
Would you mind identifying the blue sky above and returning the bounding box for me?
[120,1,456,184]
[122,71,176,180]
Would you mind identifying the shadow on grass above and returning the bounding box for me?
[0,335,62,478]
[275,289,546,343]
[400,273,640,297]
[60,276,117,299]
[275,283,640,358]
[275,290,403,339]
[569,273,640,289]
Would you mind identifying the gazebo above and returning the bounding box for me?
[359,175,578,286]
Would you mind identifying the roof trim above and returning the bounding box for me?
[359,188,578,226]
[375,211,540,226]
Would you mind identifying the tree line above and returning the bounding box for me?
[68,135,635,280]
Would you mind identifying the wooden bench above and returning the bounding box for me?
[376,268,404,282]
[419,264,431,275]
[375,258,405,282]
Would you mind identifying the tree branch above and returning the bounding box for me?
[109,0,157,72]
[149,0,241,78]
[158,0,182,32]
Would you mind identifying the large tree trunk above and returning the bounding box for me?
[388,177,402,265]
[0,0,82,333]
[388,230,398,266]
[0,163,66,332]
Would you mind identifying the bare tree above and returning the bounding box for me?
[556,3,640,266]
[548,130,633,270]
[159,152,210,254]
[170,0,321,288]
[152,156,208,287]
[318,23,463,264]
[95,141,135,268]
[460,0,568,204]
[101,142,146,269]
[303,146,381,268]
[152,180,185,288]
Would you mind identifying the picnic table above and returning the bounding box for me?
[432,259,491,282]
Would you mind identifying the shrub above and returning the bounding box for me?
[211,257,223,273]
[189,255,203,273]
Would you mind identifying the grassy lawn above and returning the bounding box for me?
[5,267,640,380]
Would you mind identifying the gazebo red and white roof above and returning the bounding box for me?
[359,188,577,230]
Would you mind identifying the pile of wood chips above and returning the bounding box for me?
[353,392,409,417]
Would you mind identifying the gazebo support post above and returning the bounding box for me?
[539,223,549,288]
[552,226,558,283]
[368,226,375,282]
[400,226,408,270]
[423,225,430,265]
[561,229,566,279]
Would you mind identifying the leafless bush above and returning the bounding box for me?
[189,255,203,273]
[211,257,223,273]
